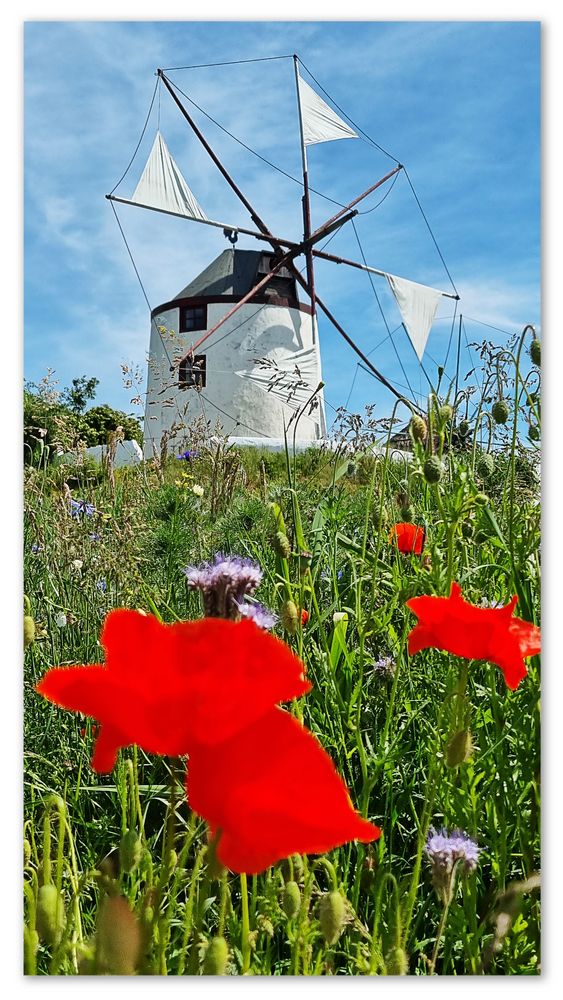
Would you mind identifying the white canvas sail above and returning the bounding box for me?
[130,132,209,221]
[297,77,358,146]
[235,346,322,411]
[385,273,442,362]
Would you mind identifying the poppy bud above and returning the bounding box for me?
[530,338,541,366]
[301,609,309,626]
[400,505,414,522]
[319,890,347,946]
[280,600,299,634]
[24,839,32,868]
[119,829,142,873]
[446,728,473,768]
[36,883,66,947]
[281,854,304,884]
[439,404,453,423]
[272,531,292,559]
[458,419,471,438]
[24,615,36,649]
[24,927,39,965]
[423,456,443,484]
[461,520,473,539]
[492,400,509,424]
[202,935,229,975]
[76,941,96,975]
[410,415,427,443]
[96,895,140,975]
[298,551,313,576]
[473,492,490,506]
[528,424,540,442]
[385,946,408,975]
[476,453,494,479]
[282,881,301,919]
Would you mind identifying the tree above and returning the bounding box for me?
[61,376,100,414]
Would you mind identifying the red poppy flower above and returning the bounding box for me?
[37,610,310,773]
[187,707,380,874]
[301,609,309,625]
[406,582,541,689]
[390,523,425,555]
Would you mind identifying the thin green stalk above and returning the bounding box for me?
[240,872,251,974]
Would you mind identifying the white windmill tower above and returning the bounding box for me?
[107,57,458,457]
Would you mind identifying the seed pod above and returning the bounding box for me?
[282,881,301,919]
[458,419,470,438]
[410,415,428,443]
[24,615,36,649]
[476,453,495,479]
[36,883,66,947]
[446,728,473,768]
[202,935,229,976]
[528,424,540,442]
[385,946,408,975]
[530,338,541,366]
[119,829,142,874]
[96,895,140,975]
[272,531,292,559]
[319,891,347,946]
[423,456,443,484]
[439,404,453,423]
[280,600,299,635]
[491,400,509,424]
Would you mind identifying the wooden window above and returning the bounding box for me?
[179,354,206,390]
[179,305,207,333]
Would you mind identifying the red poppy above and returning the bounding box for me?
[301,609,309,625]
[390,522,425,555]
[406,582,541,689]
[37,610,311,773]
[36,610,380,872]
[187,707,380,874]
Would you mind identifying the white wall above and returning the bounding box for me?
[143,301,326,458]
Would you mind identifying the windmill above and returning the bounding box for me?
[106,57,459,458]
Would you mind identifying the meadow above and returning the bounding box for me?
[23,330,541,975]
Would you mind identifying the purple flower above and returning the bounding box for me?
[31,543,43,555]
[237,601,278,631]
[90,532,101,542]
[96,579,107,593]
[70,499,95,519]
[177,449,199,461]
[425,828,480,901]
[373,655,396,679]
[183,553,263,620]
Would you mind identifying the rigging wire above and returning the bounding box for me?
[109,78,159,195]
[296,56,401,165]
[402,167,459,297]
[164,77,347,209]
[441,296,459,372]
[357,169,401,214]
[161,55,294,71]
[350,218,420,399]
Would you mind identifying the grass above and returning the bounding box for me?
[23,341,541,976]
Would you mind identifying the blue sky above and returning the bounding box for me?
[24,19,540,429]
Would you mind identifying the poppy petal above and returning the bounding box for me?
[186,707,380,874]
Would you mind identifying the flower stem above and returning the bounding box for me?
[240,872,251,974]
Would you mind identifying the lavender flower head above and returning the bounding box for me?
[236,601,278,631]
[70,498,95,519]
[425,827,480,902]
[177,449,199,462]
[373,655,396,680]
[184,553,263,620]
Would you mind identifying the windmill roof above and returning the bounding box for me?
[174,249,264,299]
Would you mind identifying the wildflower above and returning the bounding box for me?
[192,484,204,497]
[31,543,43,555]
[177,449,199,461]
[373,655,396,680]
[90,533,101,542]
[389,522,425,555]
[406,582,541,689]
[237,601,278,631]
[301,609,309,625]
[54,612,67,628]
[71,559,84,573]
[425,827,480,902]
[96,579,107,593]
[36,610,380,873]
[184,553,263,620]
[70,499,95,519]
